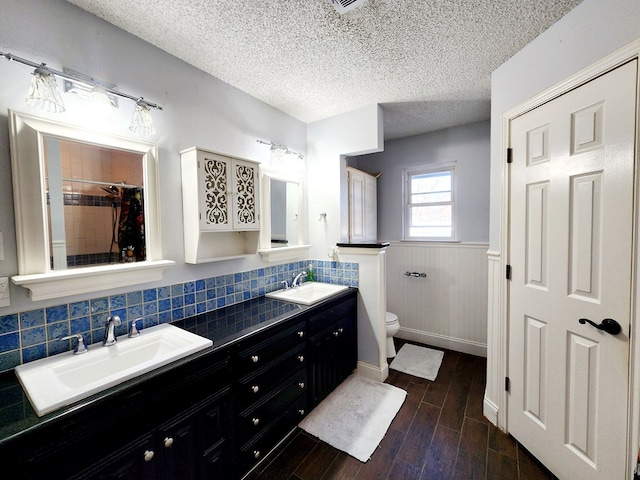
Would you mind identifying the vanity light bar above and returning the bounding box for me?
[0,51,163,111]
[257,139,304,159]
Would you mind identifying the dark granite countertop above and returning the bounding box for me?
[0,289,355,446]
[336,242,390,248]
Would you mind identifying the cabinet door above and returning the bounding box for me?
[348,167,377,242]
[157,416,197,480]
[231,158,259,230]
[308,301,357,408]
[334,314,357,384]
[71,435,158,480]
[198,152,232,231]
[309,325,339,407]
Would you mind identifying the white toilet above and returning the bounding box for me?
[386,311,400,358]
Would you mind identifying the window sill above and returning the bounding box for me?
[12,260,176,301]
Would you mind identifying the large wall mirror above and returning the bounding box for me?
[9,110,173,300]
[45,138,145,269]
[259,167,310,262]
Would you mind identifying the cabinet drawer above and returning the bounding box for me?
[308,297,356,335]
[237,357,307,411]
[235,318,306,376]
[237,369,307,443]
[238,393,308,476]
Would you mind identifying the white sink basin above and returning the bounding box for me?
[265,282,348,305]
[15,323,212,417]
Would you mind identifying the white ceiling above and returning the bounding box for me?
[66,0,581,140]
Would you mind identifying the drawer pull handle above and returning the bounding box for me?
[251,385,260,394]
[253,450,261,459]
[298,382,305,389]
[297,355,304,362]
[333,331,339,337]
[252,417,260,426]
[338,328,344,334]
[251,355,259,363]
[144,450,155,462]
[298,409,305,416]
[297,331,304,338]
[163,437,174,448]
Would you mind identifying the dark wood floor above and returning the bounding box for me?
[248,340,557,480]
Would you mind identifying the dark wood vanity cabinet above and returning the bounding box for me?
[5,349,234,480]
[71,386,233,480]
[3,289,357,480]
[308,296,358,408]
[233,317,308,477]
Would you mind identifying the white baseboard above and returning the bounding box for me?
[396,327,487,357]
[357,361,389,382]
[483,396,499,426]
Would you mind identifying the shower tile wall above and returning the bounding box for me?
[0,260,358,372]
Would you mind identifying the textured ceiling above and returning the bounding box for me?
[66,0,581,140]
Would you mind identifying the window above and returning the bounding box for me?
[404,165,455,240]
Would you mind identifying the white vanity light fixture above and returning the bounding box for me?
[257,140,304,163]
[0,51,162,136]
[24,64,66,113]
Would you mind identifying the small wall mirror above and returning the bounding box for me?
[9,110,173,300]
[259,167,309,262]
[270,179,299,248]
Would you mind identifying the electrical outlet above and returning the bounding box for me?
[0,277,9,307]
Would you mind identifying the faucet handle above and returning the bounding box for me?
[129,319,141,337]
[61,333,88,355]
[280,280,289,290]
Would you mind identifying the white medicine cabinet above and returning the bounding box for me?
[180,147,260,263]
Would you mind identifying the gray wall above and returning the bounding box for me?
[0,0,307,313]
[352,120,490,243]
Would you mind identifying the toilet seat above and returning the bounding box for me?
[386,311,398,324]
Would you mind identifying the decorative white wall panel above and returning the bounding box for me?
[527,123,550,166]
[571,102,604,155]
[526,182,549,289]
[566,332,599,464]
[387,242,488,356]
[569,172,602,300]
[524,316,547,427]
[484,250,502,425]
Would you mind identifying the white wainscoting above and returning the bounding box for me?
[386,242,489,357]
[484,250,503,426]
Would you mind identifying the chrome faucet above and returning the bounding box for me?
[103,315,122,346]
[128,318,141,338]
[62,333,88,355]
[292,271,307,288]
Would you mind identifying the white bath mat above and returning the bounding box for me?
[298,374,406,462]
[389,343,444,381]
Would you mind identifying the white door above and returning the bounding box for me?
[348,167,377,242]
[508,60,637,479]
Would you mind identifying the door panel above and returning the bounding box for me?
[508,60,637,480]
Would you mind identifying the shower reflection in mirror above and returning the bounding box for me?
[44,136,145,269]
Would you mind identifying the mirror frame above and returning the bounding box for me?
[8,110,174,300]
[258,166,310,262]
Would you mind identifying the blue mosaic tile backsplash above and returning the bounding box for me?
[0,260,358,372]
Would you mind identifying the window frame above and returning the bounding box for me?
[402,163,457,242]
